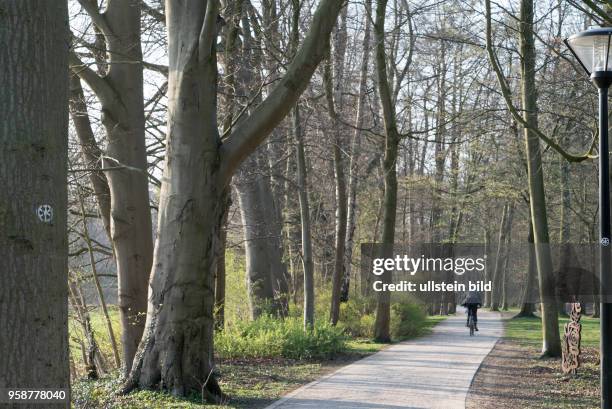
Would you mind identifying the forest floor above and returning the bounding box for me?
[466,311,601,409]
[71,315,446,408]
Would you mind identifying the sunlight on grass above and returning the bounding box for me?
[506,314,600,348]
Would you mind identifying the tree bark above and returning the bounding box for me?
[485,0,561,357]
[325,31,349,324]
[294,106,316,329]
[215,193,230,330]
[77,188,121,369]
[373,0,401,342]
[70,0,154,374]
[0,1,70,406]
[517,219,537,317]
[491,203,514,311]
[342,0,372,303]
[235,151,287,318]
[483,228,492,308]
[518,0,561,357]
[123,0,343,397]
[69,74,112,240]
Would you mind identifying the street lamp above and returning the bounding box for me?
[566,27,612,409]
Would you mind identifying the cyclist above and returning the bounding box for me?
[461,291,482,331]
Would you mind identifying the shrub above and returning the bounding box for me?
[390,302,427,340]
[339,298,375,337]
[215,315,347,360]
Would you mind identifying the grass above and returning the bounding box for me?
[72,359,333,409]
[505,313,600,348]
[69,305,122,374]
[467,309,600,409]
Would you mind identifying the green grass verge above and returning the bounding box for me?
[505,314,600,348]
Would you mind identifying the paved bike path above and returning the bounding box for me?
[266,310,503,409]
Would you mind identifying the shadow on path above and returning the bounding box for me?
[266,310,503,409]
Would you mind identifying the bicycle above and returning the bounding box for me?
[467,312,476,336]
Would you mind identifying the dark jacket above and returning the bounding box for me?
[461,291,482,307]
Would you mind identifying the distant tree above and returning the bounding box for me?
[373,0,403,342]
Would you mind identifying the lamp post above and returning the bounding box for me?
[566,27,612,409]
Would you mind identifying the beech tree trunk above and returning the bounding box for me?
[123,0,343,397]
[236,151,287,318]
[70,0,154,374]
[0,1,70,405]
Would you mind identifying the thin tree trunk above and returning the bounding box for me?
[558,159,571,316]
[484,228,492,308]
[325,55,348,325]
[342,0,372,302]
[501,228,513,311]
[294,106,316,329]
[215,193,231,330]
[77,188,121,369]
[68,277,103,378]
[492,203,514,311]
[518,0,561,357]
[69,74,112,240]
[485,0,561,357]
[373,0,401,342]
[0,1,69,403]
[518,219,537,317]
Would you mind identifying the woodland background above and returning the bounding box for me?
[3,0,612,407]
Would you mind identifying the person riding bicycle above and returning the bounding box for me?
[461,291,482,331]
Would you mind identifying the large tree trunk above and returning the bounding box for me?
[124,0,343,397]
[236,150,287,319]
[373,0,401,342]
[123,0,226,396]
[518,0,561,357]
[70,0,154,374]
[0,1,70,405]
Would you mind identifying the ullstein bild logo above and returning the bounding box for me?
[360,243,612,302]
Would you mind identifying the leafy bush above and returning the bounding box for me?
[339,298,376,337]
[390,302,427,340]
[215,315,347,360]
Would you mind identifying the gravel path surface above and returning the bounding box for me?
[266,310,503,409]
